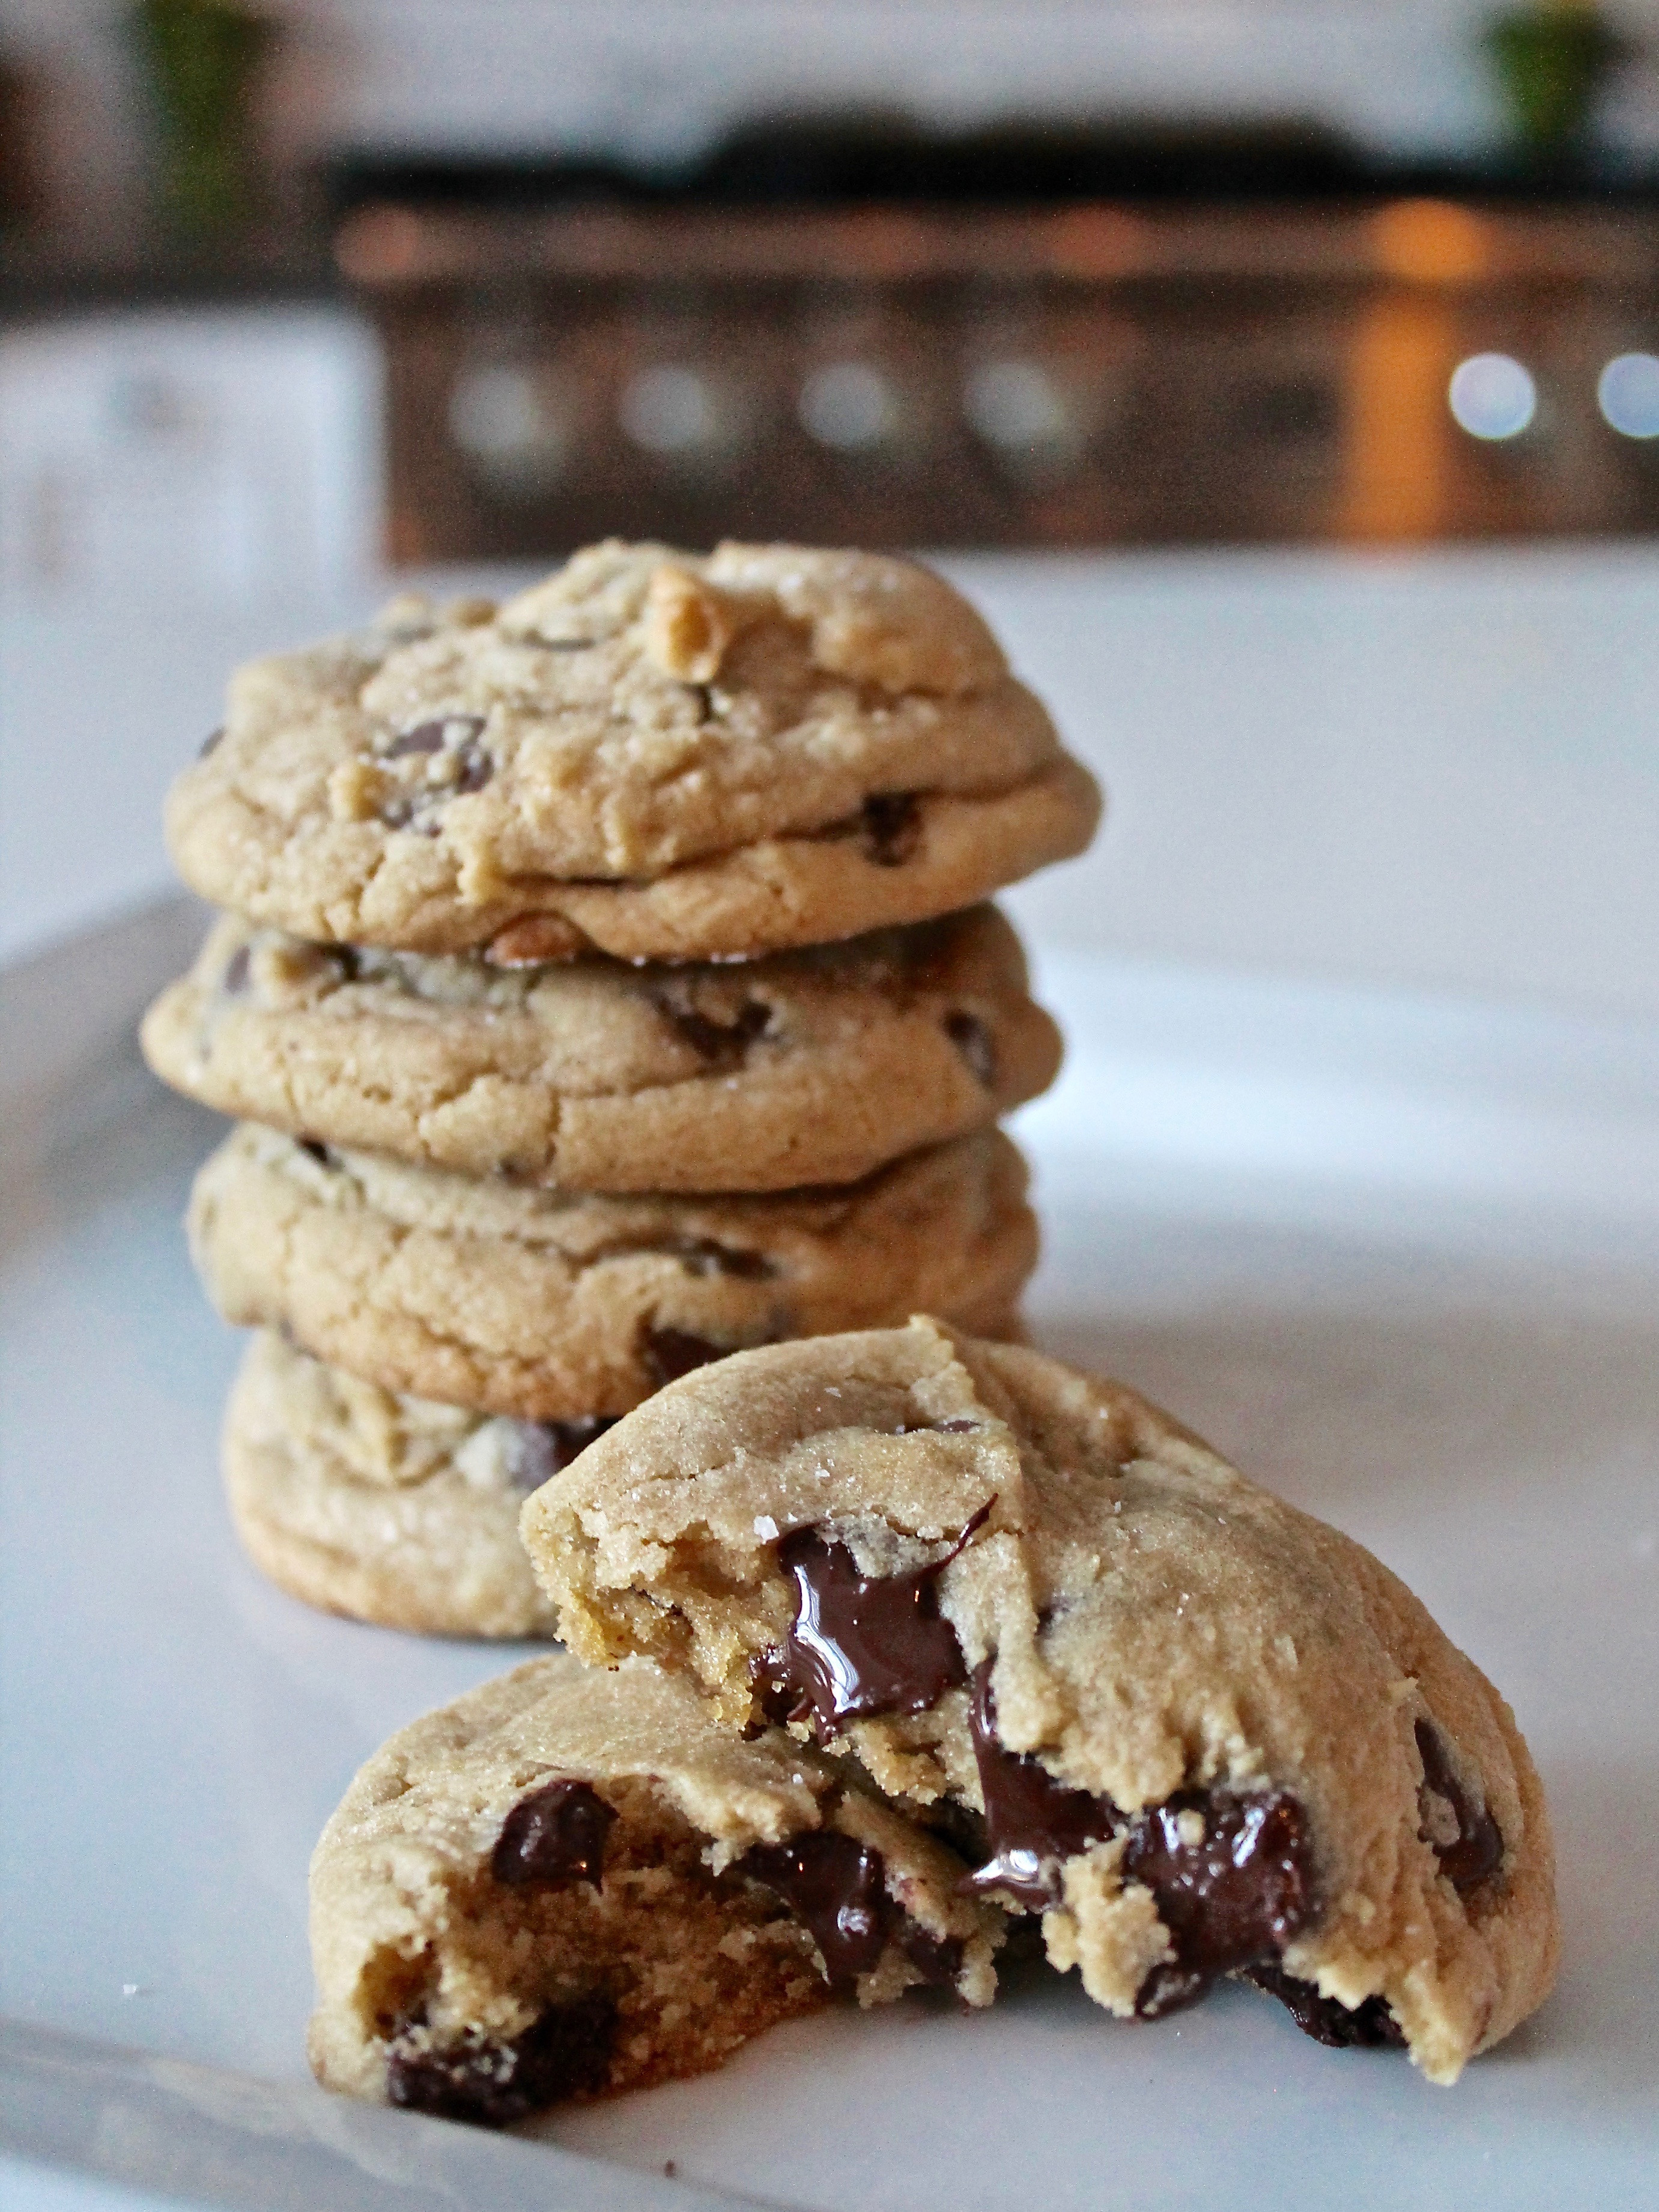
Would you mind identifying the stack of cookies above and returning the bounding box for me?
[142,541,1101,1638]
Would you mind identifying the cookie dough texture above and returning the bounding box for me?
[165,541,1101,958]
[189,1126,1034,1419]
[520,1317,1559,2084]
[142,904,1061,1189]
[223,1330,564,1637]
[309,1651,1002,2118]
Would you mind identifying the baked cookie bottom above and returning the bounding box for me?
[142,903,1063,1190]
[189,1124,1034,1419]
[309,1652,1002,2123]
[223,1330,586,1637]
[519,1318,1560,2085]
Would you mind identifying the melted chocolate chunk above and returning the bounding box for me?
[505,1416,617,1492]
[451,738,493,793]
[199,726,223,759]
[862,790,922,866]
[765,1514,984,1734]
[962,1660,1116,1907]
[894,1918,965,1989]
[736,1830,891,1991]
[386,714,486,759]
[1415,1720,1503,1893]
[386,1992,616,2126]
[671,1237,775,1281]
[296,1138,331,1165]
[221,945,251,995]
[640,1326,732,1387]
[1243,1962,1406,2050]
[943,1010,996,1088]
[649,989,772,1067]
[491,1780,616,1889]
[1123,1789,1317,2018]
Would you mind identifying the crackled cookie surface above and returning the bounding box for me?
[144,905,1060,1189]
[309,1651,1002,2123]
[166,542,1100,957]
[222,1330,595,1636]
[520,1318,1559,2083]
[190,1128,1033,1419]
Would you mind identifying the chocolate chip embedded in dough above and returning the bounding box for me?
[450,738,493,794]
[640,1325,730,1387]
[491,1779,617,1889]
[1242,1962,1406,2050]
[385,714,486,760]
[894,1918,966,1989]
[295,1138,332,1165]
[505,1416,619,1492]
[765,1518,983,1735]
[736,1829,891,1992]
[1123,1789,1318,2019]
[943,1010,996,1088]
[648,987,772,1067]
[1415,1720,1503,1894]
[385,1992,616,2126]
[862,791,922,867]
[962,1659,1116,1907]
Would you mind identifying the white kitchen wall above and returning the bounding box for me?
[10,0,1659,248]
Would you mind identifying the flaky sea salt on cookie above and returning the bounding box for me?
[518,1317,1559,2084]
[142,904,1061,1190]
[308,1650,1003,2124]
[164,541,1100,959]
[187,1126,1034,1419]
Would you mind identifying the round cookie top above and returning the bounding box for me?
[166,541,1091,956]
[520,1317,1559,2083]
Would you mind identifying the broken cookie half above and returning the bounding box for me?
[308,1650,1002,2125]
[519,1317,1559,2085]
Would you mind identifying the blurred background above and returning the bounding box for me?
[3,0,1658,1014]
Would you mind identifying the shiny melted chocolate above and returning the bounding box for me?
[862,791,922,866]
[491,1780,616,1889]
[386,1992,616,2126]
[640,1326,731,1386]
[1121,1789,1317,2017]
[759,1511,989,1733]
[736,1828,962,1995]
[1415,1720,1503,1892]
[961,1660,1115,1907]
[1243,1962,1405,2050]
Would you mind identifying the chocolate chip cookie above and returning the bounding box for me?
[142,905,1061,1189]
[189,1128,1034,1419]
[308,1650,1003,2123]
[223,1329,582,1637]
[518,1317,1559,2083]
[165,542,1100,959]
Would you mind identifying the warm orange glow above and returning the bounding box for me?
[1371,200,1492,285]
[1338,298,1458,540]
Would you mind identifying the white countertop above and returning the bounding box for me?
[5,541,1657,1019]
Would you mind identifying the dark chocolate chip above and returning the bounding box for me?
[199,726,224,759]
[640,1326,730,1387]
[893,1918,965,1989]
[670,1237,775,1282]
[386,721,447,757]
[1243,1962,1406,2050]
[296,1138,332,1165]
[862,791,922,867]
[1123,1789,1318,2018]
[762,1511,988,1736]
[505,1416,618,1492]
[962,1659,1116,1907]
[222,945,251,995]
[491,1780,616,1889]
[649,989,772,1067]
[451,738,493,794]
[1415,1720,1503,1893]
[943,1010,996,1088]
[736,1829,891,1992]
[687,682,714,722]
[386,1992,616,2126]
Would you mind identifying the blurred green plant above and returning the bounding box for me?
[130,0,274,237]
[1482,1,1630,153]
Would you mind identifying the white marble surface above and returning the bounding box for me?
[5,544,1658,1017]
